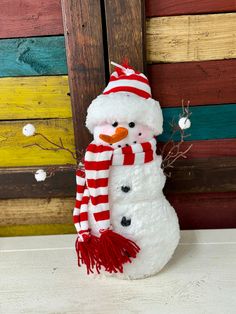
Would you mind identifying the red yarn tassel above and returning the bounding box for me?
[98,229,140,273]
[75,234,101,274]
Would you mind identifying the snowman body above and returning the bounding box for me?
[74,63,181,279]
[88,154,180,279]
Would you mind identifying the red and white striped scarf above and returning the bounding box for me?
[73,138,156,274]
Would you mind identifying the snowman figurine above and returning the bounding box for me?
[73,62,180,279]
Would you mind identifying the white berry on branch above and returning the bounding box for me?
[22,124,36,137]
[34,169,47,182]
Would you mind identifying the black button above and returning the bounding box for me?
[121,216,131,227]
[121,186,130,193]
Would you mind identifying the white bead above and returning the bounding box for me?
[22,124,36,136]
[178,117,191,130]
[34,169,47,182]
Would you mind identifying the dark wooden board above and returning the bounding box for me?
[146,0,236,17]
[0,0,63,39]
[1,157,235,198]
[167,192,236,229]
[104,0,145,73]
[61,0,106,153]
[164,157,236,194]
[159,104,236,142]
[0,36,67,77]
[0,165,76,199]
[158,139,236,159]
[148,60,236,107]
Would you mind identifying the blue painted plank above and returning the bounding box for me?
[158,104,236,141]
[0,36,67,77]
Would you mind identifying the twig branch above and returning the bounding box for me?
[23,132,78,161]
[160,100,192,173]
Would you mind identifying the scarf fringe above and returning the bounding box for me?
[98,229,140,273]
[76,230,140,274]
[75,234,101,274]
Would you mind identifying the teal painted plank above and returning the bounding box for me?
[0,36,67,77]
[158,104,236,142]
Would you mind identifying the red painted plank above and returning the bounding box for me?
[148,60,236,107]
[158,139,236,159]
[0,0,63,39]
[167,192,236,229]
[146,0,236,17]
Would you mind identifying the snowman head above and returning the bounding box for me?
[86,63,163,148]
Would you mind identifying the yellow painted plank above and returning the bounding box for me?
[146,13,236,63]
[0,197,74,226]
[0,75,72,119]
[0,118,76,167]
[0,224,75,237]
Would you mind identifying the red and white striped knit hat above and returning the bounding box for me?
[86,62,163,135]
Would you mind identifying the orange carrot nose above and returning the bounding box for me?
[99,127,128,144]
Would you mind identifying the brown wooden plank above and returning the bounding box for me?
[104,0,145,73]
[158,139,236,159]
[0,0,63,38]
[61,0,106,153]
[148,60,236,107]
[0,197,74,226]
[2,157,235,198]
[167,192,236,229]
[164,157,236,194]
[0,165,76,199]
[146,0,236,17]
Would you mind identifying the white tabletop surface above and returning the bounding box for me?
[0,229,236,314]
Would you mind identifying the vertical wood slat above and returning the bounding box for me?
[61,0,106,153]
[104,0,146,73]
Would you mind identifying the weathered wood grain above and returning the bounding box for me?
[167,192,236,229]
[146,13,236,63]
[0,0,63,39]
[146,0,236,17]
[0,224,74,237]
[158,139,236,159]
[61,0,106,154]
[104,0,145,73]
[159,104,236,142]
[0,36,67,77]
[148,60,236,107]
[0,118,76,167]
[0,76,71,119]
[165,157,236,194]
[0,165,76,199]
[0,197,74,227]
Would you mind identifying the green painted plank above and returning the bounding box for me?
[0,36,67,77]
[158,104,236,142]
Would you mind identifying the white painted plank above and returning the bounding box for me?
[0,230,236,314]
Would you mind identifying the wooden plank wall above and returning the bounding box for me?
[1,1,235,235]
[0,0,76,236]
[146,0,236,229]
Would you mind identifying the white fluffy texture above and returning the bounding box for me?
[34,169,47,182]
[22,123,36,137]
[86,93,163,136]
[178,117,191,130]
[87,155,180,279]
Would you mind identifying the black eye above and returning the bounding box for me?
[129,122,135,128]
[112,122,118,127]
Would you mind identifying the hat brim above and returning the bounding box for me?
[86,92,163,135]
